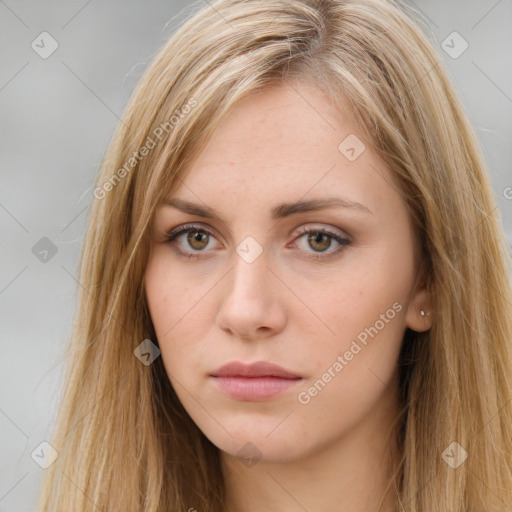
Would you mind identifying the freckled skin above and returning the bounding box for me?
[144,82,433,512]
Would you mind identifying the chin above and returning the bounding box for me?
[200,418,311,465]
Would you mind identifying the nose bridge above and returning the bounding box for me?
[229,235,271,298]
[214,233,287,339]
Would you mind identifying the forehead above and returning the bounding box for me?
[167,82,397,220]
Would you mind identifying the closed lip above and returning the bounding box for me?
[210,361,302,379]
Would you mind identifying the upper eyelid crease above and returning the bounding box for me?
[160,196,373,222]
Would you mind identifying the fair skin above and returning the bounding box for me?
[144,81,433,512]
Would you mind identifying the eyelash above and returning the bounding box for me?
[163,223,351,261]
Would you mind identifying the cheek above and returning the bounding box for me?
[298,252,410,386]
[145,252,205,335]
[290,280,406,448]
[144,256,213,380]
[304,291,405,395]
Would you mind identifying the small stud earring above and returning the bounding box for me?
[420,309,431,316]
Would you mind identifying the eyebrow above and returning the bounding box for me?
[161,196,373,220]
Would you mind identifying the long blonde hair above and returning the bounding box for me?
[36,0,512,510]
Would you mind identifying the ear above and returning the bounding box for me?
[404,279,434,332]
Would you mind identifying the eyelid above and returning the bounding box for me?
[163,222,222,242]
[292,223,351,240]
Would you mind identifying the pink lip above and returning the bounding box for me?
[210,361,301,379]
[210,361,303,400]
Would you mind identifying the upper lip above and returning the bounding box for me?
[210,361,302,379]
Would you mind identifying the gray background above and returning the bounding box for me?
[0,1,511,510]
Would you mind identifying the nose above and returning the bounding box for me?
[215,249,287,341]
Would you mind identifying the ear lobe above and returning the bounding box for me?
[405,285,434,332]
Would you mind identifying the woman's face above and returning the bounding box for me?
[144,82,432,463]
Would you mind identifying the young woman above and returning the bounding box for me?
[37,0,512,510]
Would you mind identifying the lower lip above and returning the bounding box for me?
[211,376,302,400]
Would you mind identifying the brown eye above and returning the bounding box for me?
[163,223,219,259]
[307,232,332,252]
[187,230,209,250]
[293,226,351,261]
